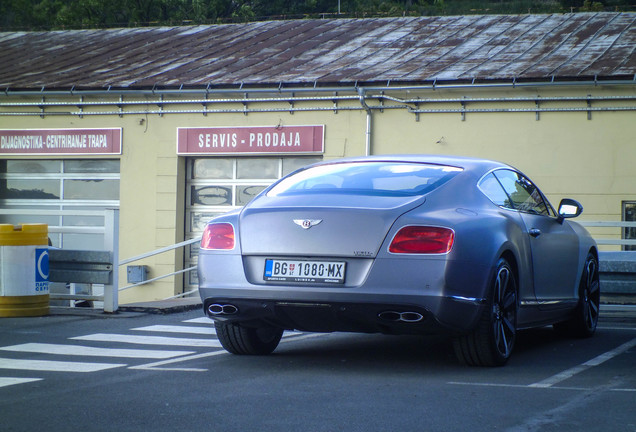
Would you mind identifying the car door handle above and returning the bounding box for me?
[529,228,541,238]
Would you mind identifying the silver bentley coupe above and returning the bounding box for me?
[197,155,600,366]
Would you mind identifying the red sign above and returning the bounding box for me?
[177,125,324,155]
[0,128,122,155]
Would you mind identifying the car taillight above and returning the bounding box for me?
[389,226,454,254]
[201,223,235,250]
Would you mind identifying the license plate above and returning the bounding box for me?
[264,259,346,284]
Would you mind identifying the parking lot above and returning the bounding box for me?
[0,305,634,432]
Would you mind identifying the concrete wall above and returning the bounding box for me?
[600,252,636,300]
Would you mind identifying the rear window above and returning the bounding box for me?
[267,162,463,197]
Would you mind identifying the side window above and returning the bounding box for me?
[478,173,512,209]
[493,170,552,216]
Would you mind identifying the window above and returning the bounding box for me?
[478,173,510,208]
[0,159,120,249]
[267,162,463,197]
[482,169,553,217]
[624,201,636,251]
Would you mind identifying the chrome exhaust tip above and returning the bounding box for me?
[378,311,424,323]
[208,303,239,316]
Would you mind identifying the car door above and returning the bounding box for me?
[493,170,580,307]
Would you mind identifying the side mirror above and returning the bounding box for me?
[557,198,583,223]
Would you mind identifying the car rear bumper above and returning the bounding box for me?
[198,253,491,334]
[200,292,487,335]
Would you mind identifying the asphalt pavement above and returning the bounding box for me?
[3,304,635,432]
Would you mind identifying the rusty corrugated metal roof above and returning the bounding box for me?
[1,13,635,90]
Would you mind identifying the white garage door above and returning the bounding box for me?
[185,156,321,287]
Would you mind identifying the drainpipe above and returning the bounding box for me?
[357,87,372,156]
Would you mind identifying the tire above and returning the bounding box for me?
[215,321,283,355]
[553,253,600,338]
[453,258,518,367]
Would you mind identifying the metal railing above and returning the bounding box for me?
[119,236,201,298]
[579,221,636,247]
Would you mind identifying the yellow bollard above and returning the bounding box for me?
[0,224,49,317]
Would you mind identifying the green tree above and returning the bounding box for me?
[1,0,634,30]
[580,0,604,10]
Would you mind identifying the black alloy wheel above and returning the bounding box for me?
[554,252,600,337]
[580,255,601,334]
[454,258,518,367]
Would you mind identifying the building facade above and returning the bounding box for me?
[1,13,635,303]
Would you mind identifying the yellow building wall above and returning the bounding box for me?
[120,107,369,302]
[369,86,636,246]
[118,114,184,302]
[1,83,634,303]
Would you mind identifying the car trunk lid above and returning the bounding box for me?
[239,194,424,257]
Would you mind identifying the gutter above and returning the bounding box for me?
[357,87,372,156]
[3,77,636,98]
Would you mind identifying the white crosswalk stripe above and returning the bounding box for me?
[0,358,126,373]
[0,377,43,388]
[0,343,195,359]
[71,333,222,347]
[183,317,213,324]
[0,315,306,387]
[0,316,223,385]
[131,325,216,335]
